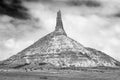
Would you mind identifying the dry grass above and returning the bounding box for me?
[0,70,120,80]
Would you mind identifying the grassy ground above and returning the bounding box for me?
[0,70,120,80]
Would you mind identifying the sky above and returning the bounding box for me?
[0,0,120,61]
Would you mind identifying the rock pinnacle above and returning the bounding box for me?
[55,10,67,36]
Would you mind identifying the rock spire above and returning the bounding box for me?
[55,10,67,36]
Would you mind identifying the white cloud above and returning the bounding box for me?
[4,38,15,48]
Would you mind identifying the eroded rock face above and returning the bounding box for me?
[0,11,120,70]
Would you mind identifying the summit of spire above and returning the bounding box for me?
[56,10,63,27]
[55,10,67,36]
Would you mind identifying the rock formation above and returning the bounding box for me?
[0,11,120,70]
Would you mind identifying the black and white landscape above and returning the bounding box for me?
[0,0,120,80]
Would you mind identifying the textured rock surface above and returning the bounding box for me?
[0,11,120,70]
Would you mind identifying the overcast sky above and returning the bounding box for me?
[0,0,120,61]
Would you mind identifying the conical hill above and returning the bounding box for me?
[0,11,120,70]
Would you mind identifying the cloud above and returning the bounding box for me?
[0,0,30,19]
[62,13,120,60]
[0,17,41,40]
[65,0,101,7]
[0,7,42,60]
[26,0,120,18]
